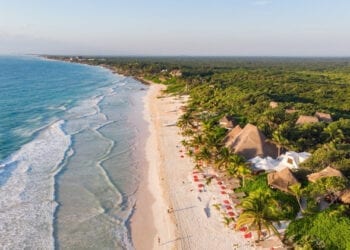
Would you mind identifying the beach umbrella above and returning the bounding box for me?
[198,184,204,188]
[181,155,184,158]
[239,226,247,232]
[223,200,230,204]
[221,186,226,190]
[228,212,235,217]
[217,181,223,185]
[226,205,233,210]
[194,179,199,182]
[221,191,226,195]
[244,232,252,239]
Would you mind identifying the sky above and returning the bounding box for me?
[0,0,349,56]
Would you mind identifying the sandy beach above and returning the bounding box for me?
[131,83,256,250]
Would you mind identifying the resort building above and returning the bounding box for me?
[274,151,311,171]
[249,151,311,172]
[219,115,236,129]
[267,167,300,193]
[307,166,345,183]
[296,115,319,125]
[225,123,278,159]
[340,189,350,204]
[285,108,297,114]
[169,69,182,77]
[269,101,278,108]
[315,112,333,123]
[223,125,242,146]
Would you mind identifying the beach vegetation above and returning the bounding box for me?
[55,56,350,248]
[285,205,350,250]
[236,189,282,242]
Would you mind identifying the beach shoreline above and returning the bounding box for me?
[132,82,254,250]
[131,84,177,250]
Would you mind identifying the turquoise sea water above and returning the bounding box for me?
[0,56,147,249]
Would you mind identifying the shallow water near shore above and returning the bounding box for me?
[0,56,147,249]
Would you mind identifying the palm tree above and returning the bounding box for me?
[289,183,305,214]
[177,112,195,130]
[324,124,344,143]
[216,147,233,170]
[236,189,282,242]
[196,146,212,167]
[235,163,251,188]
[270,130,289,156]
[224,154,250,186]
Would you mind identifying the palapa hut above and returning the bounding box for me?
[269,101,278,108]
[223,125,242,146]
[267,167,299,193]
[307,166,345,183]
[315,112,333,123]
[296,115,319,125]
[169,69,182,77]
[219,115,236,129]
[339,189,350,204]
[285,108,297,114]
[225,123,278,159]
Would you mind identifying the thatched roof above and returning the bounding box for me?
[285,108,297,114]
[219,115,236,129]
[307,166,345,183]
[223,125,242,146]
[315,112,333,123]
[340,189,350,204]
[296,115,319,125]
[269,101,278,108]
[170,69,182,77]
[225,124,278,159]
[267,167,299,193]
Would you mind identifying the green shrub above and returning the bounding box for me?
[286,206,350,250]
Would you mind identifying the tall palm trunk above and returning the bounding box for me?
[257,223,262,241]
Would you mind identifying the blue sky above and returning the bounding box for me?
[0,0,349,56]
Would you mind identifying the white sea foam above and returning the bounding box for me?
[64,95,109,134]
[0,120,71,249]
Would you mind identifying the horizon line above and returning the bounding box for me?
[1,53,350,59]
[38,54,350,59]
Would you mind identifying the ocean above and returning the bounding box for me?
[0,56,147,249]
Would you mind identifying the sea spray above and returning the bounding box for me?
[0,121,70,249]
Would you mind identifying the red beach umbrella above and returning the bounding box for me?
[194,179,199,182]
[221,191,226,195]
[181,155,184,158]
[226,205,233,210]
[217,181,223,185]
[239,226,247,232]
[244,232,252,239]
[221,186,226,190]
[228,212,235,217]
[223,200,230,204]
[179,150,183,152]
[198,184,204,188]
